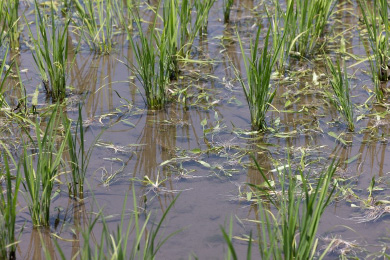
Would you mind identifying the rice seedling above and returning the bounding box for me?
[73,0,114,53]
[128,6,169,109]
[269,0,294,73]
[221,158,337,259]
[112,0,135,34]
[0,48,12,110]
[63,105,101,199]
[325,55,354,131]
[235,25,282,131]
[27,0,70,101]
[194,0,215,36]
[287,0,335,57]
[161,0,215,80]
[46,187,180,259]
[0,0,6,47]
[0,152,22,259]
[222,0,234,24]
[3,0,20,49]
[358,0,387,101]
[20,106,70,227]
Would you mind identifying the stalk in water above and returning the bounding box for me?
[235,25,283,131]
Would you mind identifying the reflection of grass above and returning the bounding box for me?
[358,0,387,101]
[222,158,337,259]
[325,56,354,132]
[236,26,281,131]
[27,0,69,101]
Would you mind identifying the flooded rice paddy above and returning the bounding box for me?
[2,0,390,259]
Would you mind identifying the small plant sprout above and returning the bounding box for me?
[235,25,282,131]
[325,55,354,132]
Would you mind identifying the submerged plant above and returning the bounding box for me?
[325,56,354,131]
[222,158,337,259]
[358,0,388,101]
[27,0,70,100]
[235,25,282,131]
[73,0,114,53]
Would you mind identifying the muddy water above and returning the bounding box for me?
[4,0,390,258]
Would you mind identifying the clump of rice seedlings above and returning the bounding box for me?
[358,0,388,101]
[269,0,293,73]
[112,0,134,34]
[235,25,281,131]
[73,0,114,53]
[325,55,354,132]
[3,0,20,49]
[287,0,335,57]
[0,152,22,259]
[128,7,169,110]
[0,48,12,110]
[194,0,215,35]
[20,107,70,227]
[222,0,234,23]
[63,105,100,199]
[0,0,6,47]
[161,0,215,80]
[48,188,180,259]
[222,158,337,259]
[27,0,70,101]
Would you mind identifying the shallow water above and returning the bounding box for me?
[2,0,390,259]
